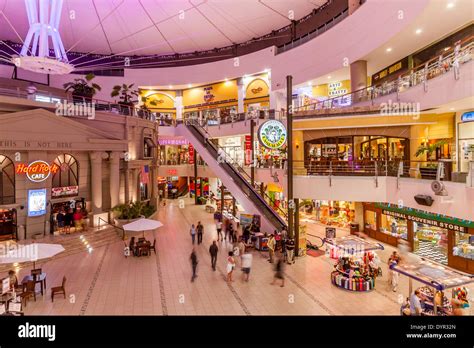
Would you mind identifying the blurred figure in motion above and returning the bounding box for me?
[190,248,198,282]
[271,257,285,287]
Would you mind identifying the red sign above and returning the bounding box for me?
[167,169,177,175]
[16,161,59,183]
[51,186,79,198]
[189,144,194,164]
[245,135,252,165]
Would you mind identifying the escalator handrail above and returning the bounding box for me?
[185,120,287,228]
[186,120,288,220]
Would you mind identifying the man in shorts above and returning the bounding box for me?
[241,252,253,282]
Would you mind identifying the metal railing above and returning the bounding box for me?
[295,159,455,181]
[294,36,474,113]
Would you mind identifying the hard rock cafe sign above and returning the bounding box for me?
[16,160,59,183]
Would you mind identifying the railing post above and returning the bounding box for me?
[374,161,378,188]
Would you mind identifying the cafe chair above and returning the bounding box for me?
[31,268,42,276]
[19,281,36,307]
[149,239,156,254]
[51,276,67,302]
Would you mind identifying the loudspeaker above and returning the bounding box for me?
[414,194,434,206]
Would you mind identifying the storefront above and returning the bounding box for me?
[244,76,270,114]
[305,135,408,162]
[189,177,209,202]
[0,208,17,240]
[300,200,356,228]
[218,136,246,166]
[457,111,474,173]
[140,91,177,121]
[183,80,238,124]
[363,203,474,273]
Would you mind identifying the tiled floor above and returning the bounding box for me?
[2,198,472,316]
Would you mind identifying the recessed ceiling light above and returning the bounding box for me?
[386,47,392,52]
[450,108,455,111]
[415,28,422,35]
[224,78,228,81]
[307,81,312,86]
[447,2,455,9]
[168,85,172,89]
[187,84,192,88]
[327,76,331,79]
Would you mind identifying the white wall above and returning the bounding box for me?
[292,175,474,221]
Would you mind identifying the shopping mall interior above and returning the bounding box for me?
[0,0,472,326]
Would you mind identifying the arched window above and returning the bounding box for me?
[52,154,79,190]
[0,155,15,204]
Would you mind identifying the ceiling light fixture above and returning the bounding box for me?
[386,47,392,52]
[168,85,173,89]
[415,28,422,35]
[446,2,455,9]
[327,76,331,79]
[187,84,192,88]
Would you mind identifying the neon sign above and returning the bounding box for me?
[16,160,59,183]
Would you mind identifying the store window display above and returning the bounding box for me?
[413,223,448,265]
[380,215,408,239]
[364,210,377,231]
[452,231,474,260]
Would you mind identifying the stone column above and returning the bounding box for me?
[109,152,121,209]
[237,77,245,113]
[130,168,139,202]
[90,151,107,214]
[350,60,368,95]
[175,90,183,121]
[124,167,130,203]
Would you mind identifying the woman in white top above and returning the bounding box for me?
[226,251,236,282]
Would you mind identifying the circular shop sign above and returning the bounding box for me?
[258,120,287,149]
[23,160,56,183]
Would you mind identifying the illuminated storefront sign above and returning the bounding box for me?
[51,186,79,198]
[461,111,474,122]
[28,188,47,217]
[16,161,59,183]
[158,138,189,145]
[258,120,287,149]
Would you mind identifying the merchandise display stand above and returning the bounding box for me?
[325,236,384,292]
[391,258,473,316]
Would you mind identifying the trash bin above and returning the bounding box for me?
[350,223,359,235]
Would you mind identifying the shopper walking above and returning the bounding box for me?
[226,251,236,282]
[190,248,198,282]
[209,241,219,271]
[190,224,196,245]
[267,234,276,263]
[227,224,234,243]
[271,257,285,287]
[197,221,204,244]
[241,252,253,282]
[216,220,223,241]
[238,238,246,262]
[388,251,401,292]
[285,238,295,264]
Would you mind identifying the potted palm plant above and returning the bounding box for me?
[111,83,139,116]
[138,96,158,119]
[415,139,449,179]
[112,201,156,227]
[63,73,101,103]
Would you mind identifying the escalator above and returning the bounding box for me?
[176,121,287,232]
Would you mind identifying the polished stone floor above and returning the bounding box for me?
[2,198,472,316]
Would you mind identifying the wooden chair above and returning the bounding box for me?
[51,276,66,302]
[19,281,36,307]
[149,239,156,254]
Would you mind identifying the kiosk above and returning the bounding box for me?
[325,235,384,292]
[391,258,473,316]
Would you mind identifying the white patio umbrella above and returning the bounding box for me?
[0,243,65,269]
[122,218,163,238]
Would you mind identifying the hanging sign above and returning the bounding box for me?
[51,186,79,198]
[258,120,287,149]
[461,111,474,122]
[188,144,194,164]
[244,135,252,165]
[28,188,47,217]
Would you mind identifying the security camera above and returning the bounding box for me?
[431,180,448,196]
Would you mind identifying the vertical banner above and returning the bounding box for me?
[189,144,194,164]
[141,165,150,184]
[245,135,252,165]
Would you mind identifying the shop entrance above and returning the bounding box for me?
[0,208,17,240]
[50,198,85,234]
[413,222,448,265]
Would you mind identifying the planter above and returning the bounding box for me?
[113,217,140,228]
[72,93,93,104]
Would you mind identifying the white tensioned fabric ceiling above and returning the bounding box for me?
[0,0,326,56]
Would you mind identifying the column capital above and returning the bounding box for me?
[90,151,108,161]
[109,151,122,162]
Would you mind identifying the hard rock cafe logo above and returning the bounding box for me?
[16,160,59,182]
[203,86,215,103]
[251,86,263,94]
[258,120,287,150]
